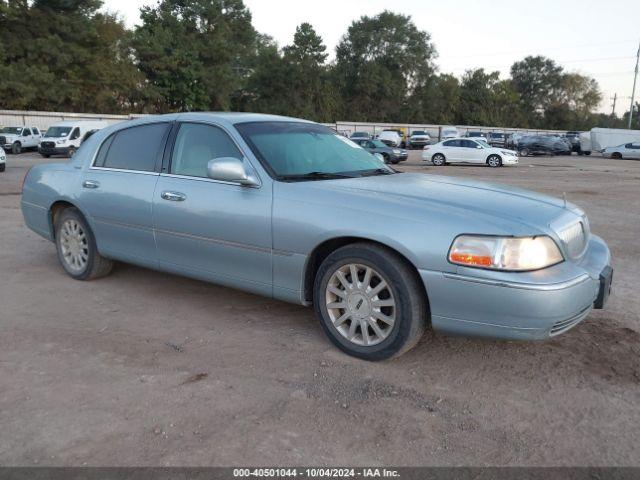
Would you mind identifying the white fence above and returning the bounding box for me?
[1,109,568,139]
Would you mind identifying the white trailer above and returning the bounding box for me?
[590,128,640,152]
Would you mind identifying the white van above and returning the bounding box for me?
[39,120,109,158]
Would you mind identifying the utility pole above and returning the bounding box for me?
[628,39,640,129]
[611,93,617,116]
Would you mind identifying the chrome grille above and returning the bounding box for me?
[558,220,588,259]
[41,141,55,148]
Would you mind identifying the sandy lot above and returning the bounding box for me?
[0,151,639,466]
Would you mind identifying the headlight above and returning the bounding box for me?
[56,139,66,144]
[448,235,563,271]
[501,150,515,156]
[393,149,401,154]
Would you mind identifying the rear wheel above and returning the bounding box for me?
[11,142,21,154]
[314,243,427,361]
[54,208,113,280]
[487,155,502,167]
[432,153,446,166]
[519,148,529,157]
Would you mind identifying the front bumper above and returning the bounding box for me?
[391,153,408,162]
[420,235,611,340]
[503,155,519,165]
[38,146,70,156]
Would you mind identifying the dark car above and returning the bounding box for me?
[352,138,408,164]
[350,131,371,141]
[488,132,506,147]
[517,135,570,156]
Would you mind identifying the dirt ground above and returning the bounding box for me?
[1,151,639,466]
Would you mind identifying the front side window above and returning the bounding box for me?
[69,128,80,140]
[236,122,389,180]
[32,127,39,134]
[98,123,169,172]
[170,123,242,178]
[22,128,31,136]
[443,140,460,147]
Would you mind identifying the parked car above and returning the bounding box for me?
[350,131,371,141]
[465,131,488,142]
[378,130,403,148]
[517,135,569,156]
[564,131,583,154]
[0,147,6,172]
[0,126,43,154]
[488,132,506,147]
[422,138,518,167]
[21,113,612,360]
[352,138,408,164]
[578,132,592,155]
[39,121,108,158]
[441,126,459,140]
[407,130,431,149]
[601,142,640,159]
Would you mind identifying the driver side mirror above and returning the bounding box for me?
[207,157,260,186]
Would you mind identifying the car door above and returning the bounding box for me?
[21,127,33,148]
[625,142,640,158]
[462,139,485,163]
[79,122,171,268]
[442,139,463,161]
[153,121,272,297]
[31,127,41,146]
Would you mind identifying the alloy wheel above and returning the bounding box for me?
[325,263,396,346]
[59,219,89,273]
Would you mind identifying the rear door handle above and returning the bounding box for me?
[161,191,186,202]
[82,180,100,189]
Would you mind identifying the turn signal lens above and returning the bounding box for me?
[448,235,563,271]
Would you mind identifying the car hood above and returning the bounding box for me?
[1,134,18,141]
[300,172,581,233]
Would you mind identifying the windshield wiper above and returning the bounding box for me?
[358,168,397,177]
[278,171,355,181]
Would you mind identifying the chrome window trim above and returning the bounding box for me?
[88,166,159,176]
[159,172,261,188]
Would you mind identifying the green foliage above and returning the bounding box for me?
[0,2,614,129]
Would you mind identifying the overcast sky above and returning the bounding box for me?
[104,0,640,114]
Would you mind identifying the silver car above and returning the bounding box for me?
[601,142,640,160]
[21,113,613,360]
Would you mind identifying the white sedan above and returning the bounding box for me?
[601,142,640,159]
[422,138,518,167]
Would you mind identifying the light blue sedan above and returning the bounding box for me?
[21,113,613,360]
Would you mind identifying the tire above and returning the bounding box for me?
[313,242,427,361]
[68,146,76,158]
[391,159,400,165]
[41,154,51,158]
[432,153,446,166]
[11,142,21,154]
[0,163,5,172]
[54,207,113,280]
[584,151,591,156]
[381,153,389,164]
[487,154,502,167]
[519,148,529,157]
[612,152,622,159]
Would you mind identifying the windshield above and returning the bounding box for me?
[412,131,426,136]
[371,140,387,148]
[45,126,72,138]
[237,122,392,180]
[1,127,22,135]
[468,132,483,137]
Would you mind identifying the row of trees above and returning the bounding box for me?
[1,0,638,129]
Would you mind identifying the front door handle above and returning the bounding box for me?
[82,180,100,189]
[161,191,186,202]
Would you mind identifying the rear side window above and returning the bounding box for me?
[97,123,169,172]
[443,140,460,147]
[32,127,39,134]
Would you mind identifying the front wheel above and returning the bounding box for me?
[55,207,113,280]
[11,142,21,154]
[487,155,502,167]
[68,146,76,158]
[0,163,5,172]
[519,148,529,157]
[313,243,427,361]
[432,153,446,166]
